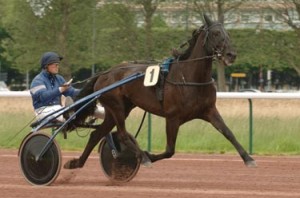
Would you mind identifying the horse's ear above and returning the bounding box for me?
[203,14,213,27]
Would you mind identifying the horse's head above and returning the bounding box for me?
[203,14,236,66]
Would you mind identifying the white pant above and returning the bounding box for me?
[94,104,105,119]
[35,104,105,122]
[35,105,65,122]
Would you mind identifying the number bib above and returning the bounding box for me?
[143,65,160,87]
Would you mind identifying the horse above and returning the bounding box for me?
[64,14,256,169]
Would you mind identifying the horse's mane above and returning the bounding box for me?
[172,26,204,61]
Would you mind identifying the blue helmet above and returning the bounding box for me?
[40,52,63,69]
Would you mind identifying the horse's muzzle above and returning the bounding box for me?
[223,51,236,66]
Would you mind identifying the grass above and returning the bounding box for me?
[132,115,300,155]
[1,97,300,155]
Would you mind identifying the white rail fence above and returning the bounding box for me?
[0,91,30,97]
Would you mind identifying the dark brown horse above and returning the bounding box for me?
[64,14,256,169]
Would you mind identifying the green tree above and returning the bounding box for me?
[130,0,164,59]
[2,0,102,79]
[267,0,300,74]
[0,0,12,67]
[1,0,41,76]
[2,0,142,79]
[0,26,13,82]
[231,29,300,77]
[33,0,99,78]
[93,3,139,66]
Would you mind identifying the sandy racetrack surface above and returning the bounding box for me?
[1,149,300,198]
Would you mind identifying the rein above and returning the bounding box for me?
[70,71,108,86]
[166,54,216,87]
[174,54,216,64]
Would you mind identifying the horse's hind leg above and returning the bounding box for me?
[64,113,115,169]
[206,107,257,167]
[106,103,152,166]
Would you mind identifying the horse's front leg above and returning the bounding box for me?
[145,118,180,162]
[205,107,257,167]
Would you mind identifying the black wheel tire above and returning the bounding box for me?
[19,132,61,186]
[98,132,141,183]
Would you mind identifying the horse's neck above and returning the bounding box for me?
[181,42,213,83]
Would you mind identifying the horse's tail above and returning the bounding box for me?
[71,76,99,125]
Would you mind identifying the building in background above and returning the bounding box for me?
[126,0,300,31]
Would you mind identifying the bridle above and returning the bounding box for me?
[204,23,229,59]
[166,23,229,87]
[175,23,228,64]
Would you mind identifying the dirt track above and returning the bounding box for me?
[1,149,300,198]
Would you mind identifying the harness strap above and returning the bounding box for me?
[166,78,215,86]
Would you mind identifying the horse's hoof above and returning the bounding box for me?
[141,153,152,168]
[64,158,81,169]
[141,159,152,168]
[245,160,257,168]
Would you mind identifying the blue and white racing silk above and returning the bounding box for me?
[30,70,79,110]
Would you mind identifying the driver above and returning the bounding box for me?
[30,51,104,122]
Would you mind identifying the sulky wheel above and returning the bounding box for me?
[98,132,141,183]
[18,132,61,186]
